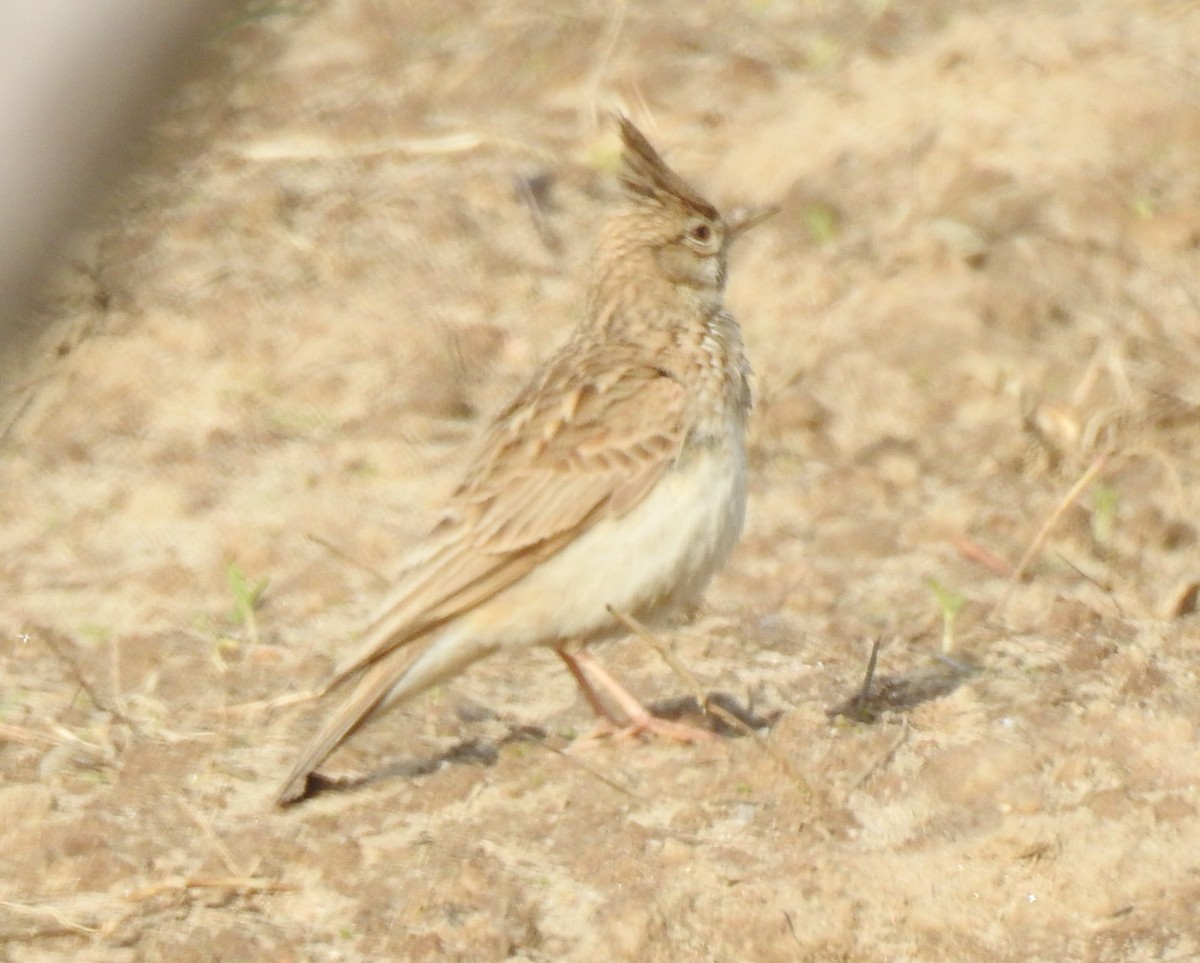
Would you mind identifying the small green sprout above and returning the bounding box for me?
[226,562,269,648]
[929,579,966,653]
[801,201,840,244]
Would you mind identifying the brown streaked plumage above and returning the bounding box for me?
[276,116,766,806]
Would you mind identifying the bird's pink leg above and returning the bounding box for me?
[566,649,716,743]
[557,648,623,725]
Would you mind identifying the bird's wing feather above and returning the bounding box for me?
[326,343,688,686]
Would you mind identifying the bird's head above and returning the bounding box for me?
[613,116,729,293]
[589,117,773,320]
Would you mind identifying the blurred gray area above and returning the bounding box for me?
[0,0,226,396]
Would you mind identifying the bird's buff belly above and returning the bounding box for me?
[458,444,747,648]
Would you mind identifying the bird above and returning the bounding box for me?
[276,115,770,805]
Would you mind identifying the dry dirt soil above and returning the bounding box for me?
[3,1,1200,960]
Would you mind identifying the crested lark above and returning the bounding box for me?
[277,116,766,805]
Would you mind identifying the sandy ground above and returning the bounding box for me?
[3,1,1200,960]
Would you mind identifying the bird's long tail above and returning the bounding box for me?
[276,628,493,805]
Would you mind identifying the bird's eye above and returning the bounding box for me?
[690,223,712,243]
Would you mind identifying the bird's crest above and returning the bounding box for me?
[617,115,719,220]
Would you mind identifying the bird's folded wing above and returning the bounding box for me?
[327,347,688,687]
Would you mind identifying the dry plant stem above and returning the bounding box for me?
[605,604,708,709]
[305,532,389,586]
[584,0,629,125]
[0,900,98,936]
[783,911,803,947]
[39,629,132,728]
[0,385,40,448]
[109,631,127,723]
[1053,551,1125,618]
[516,175,562,252]
[607,606,815,805]
[542,743,641,799]
[218,688,322,716]
[1117,444,1190,516]
[843,719,910,800]
[237,133,513,163]
[177,794,245,877]
[48,726,110,755]
[950,534,1013,577]
[124,877,295,902]
[1001,448,1113,606]
[853,637,883,717]
[0,722,73,747]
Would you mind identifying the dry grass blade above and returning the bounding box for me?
[999,448,1113,610]
[950,534,1013,577]
[237,132,486,162]
[542,744,641,799]
[0,722,111,759]
[1117,444,1190,516]
[177,795,245,877]
[584,0,629,126]
[38,628,132,728]
[305,532,390,585]
[0,723,70,747]
[0,388,40,448]
[0,900,99,936]
[217,688,322,716]
[124,877,296,902]
[605,605,708,710]
[843,720,910,800]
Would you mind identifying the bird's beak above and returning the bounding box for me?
[727,204,779,240]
